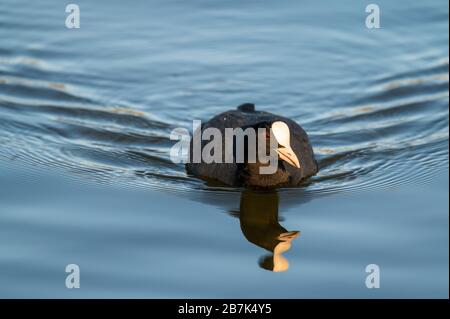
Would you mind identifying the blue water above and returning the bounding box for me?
[0,0,448,297]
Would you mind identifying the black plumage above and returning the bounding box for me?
[186,103,318,187]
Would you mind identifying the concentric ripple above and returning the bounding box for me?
[0,58,448,202]
[0,0,448,203]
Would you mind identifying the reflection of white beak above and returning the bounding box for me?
[271,121,301,169]
[272,231,300,272]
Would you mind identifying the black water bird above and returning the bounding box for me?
[186,103,318,188]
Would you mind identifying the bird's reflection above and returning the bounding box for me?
[237,190,299,272]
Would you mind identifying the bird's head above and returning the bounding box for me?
[270,121,300,169]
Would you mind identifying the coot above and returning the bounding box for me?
[186,103,318,187]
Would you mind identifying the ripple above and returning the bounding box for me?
[0,55,448,202]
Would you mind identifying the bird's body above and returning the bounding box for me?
[186,103,318,188]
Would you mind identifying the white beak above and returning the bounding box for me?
[276,146,300,168]
[271,121,301,169]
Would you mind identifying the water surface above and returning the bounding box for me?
[0,0,448,297]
